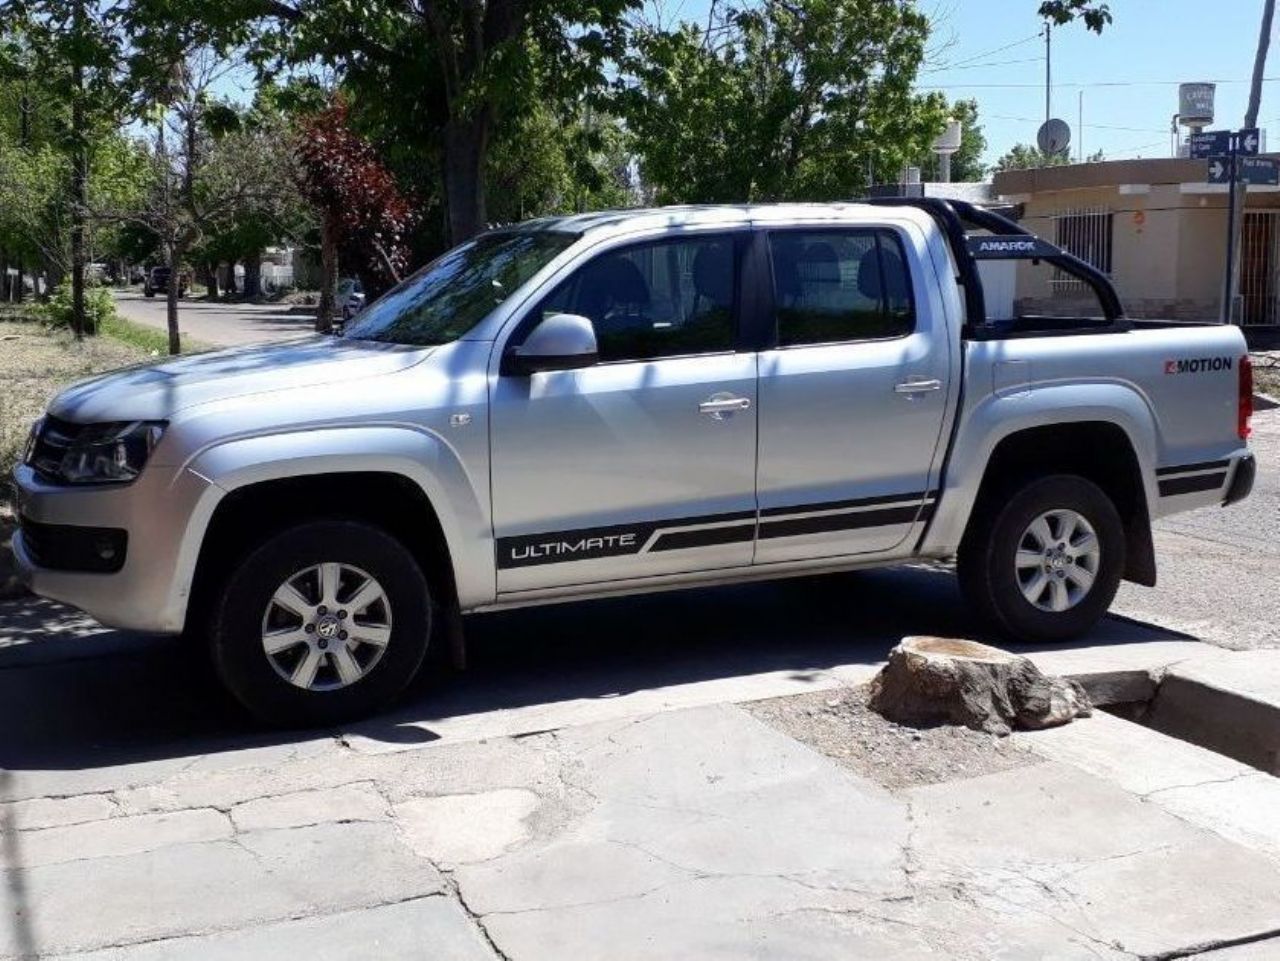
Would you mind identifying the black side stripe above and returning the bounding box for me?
[760,503,934,540]
[650,523,756,552]
[1156,459,1230,477]
[759,490,936,517]
[1158,472,1227,497]
[498,509,755,569]
[497,493,936,568]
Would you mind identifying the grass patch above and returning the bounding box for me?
[99,311,208,355]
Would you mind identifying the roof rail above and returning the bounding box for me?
[864,196,1125,330]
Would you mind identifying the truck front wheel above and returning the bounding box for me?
[209,520,432,726]
[958,475,1125,642]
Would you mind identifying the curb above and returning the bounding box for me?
[1146,651,1280,775]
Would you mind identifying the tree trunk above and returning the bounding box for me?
[205,263,220,301]
[442,113,490,245]
[243,251,262,299]
[316,213,339,333]
[15,262,24,303]
[166,245,182,355]
[69,0,88,338]
[225,261,239,296]
[868,636,1091,736]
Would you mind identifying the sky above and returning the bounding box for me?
[915,0,1277,166]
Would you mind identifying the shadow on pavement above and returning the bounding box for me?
[0,565,1190,774]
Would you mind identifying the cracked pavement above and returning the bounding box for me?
[3,694,1280,959]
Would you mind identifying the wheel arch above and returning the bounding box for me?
[961,421,1156,586]
[185,470,464,636]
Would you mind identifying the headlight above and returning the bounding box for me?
[22,418,43,466]
[57,421,166,485]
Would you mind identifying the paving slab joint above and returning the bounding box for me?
[440,867,513,961]
[1139,925,1280,960]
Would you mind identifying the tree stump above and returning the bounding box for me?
[868,636,1092,736]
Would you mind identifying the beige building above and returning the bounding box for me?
[993,157,1280,324]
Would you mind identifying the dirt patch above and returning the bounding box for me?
[0,317,150,490]
[746,685,1040,792]
[1255,356,1280,402]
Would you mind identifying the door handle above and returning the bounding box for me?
[699,396,752,419]
[894,378,942,394]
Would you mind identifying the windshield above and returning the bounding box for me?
[343,230,579,346]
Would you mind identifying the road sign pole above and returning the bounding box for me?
[1220,141,1240,324]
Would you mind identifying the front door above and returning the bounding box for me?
[490,232,758,594]
[754,225,951,564]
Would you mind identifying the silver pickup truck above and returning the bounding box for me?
[12,199,1256,725]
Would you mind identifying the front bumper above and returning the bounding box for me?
[11,462,222,634]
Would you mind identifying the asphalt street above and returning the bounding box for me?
[113,289,316,348]
[1113,402,1280,649]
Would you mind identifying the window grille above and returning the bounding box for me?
[1050,208,1113,294]
[1241,211,1280,325]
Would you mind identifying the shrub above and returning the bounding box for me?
[42,281,118,334]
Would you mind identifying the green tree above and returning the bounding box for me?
[126,0,636,245]
[0,1,132,335]
[619,0,948,204]
[992,143,1068,172]
[1038,1,1112,32]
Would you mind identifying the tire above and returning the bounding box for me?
[209,520,433,727]
[958,474,1125,643]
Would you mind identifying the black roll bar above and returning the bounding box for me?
[865,196,1126,334]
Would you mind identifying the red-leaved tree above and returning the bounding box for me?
[295,101,417,332]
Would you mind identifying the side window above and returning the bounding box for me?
[769,229,915,347]
[538,235,737,363]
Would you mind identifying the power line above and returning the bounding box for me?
[930,32,1042,71]
[922,56,1043,74]
[922,76,1280,91]
[988,113,1170,134]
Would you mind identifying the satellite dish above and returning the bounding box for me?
[1037,118,1071,155]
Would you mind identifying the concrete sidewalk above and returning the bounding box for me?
[5,695,1280,960]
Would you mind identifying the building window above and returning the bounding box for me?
[1051,208,1113,294]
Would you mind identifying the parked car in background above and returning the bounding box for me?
[143,266,189,298]
[337,277,365,322]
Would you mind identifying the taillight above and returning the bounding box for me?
[1239,354,1253,441]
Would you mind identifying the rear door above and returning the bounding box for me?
[490,231,759,594]
[753,224,951,563]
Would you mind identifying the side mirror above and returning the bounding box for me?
[505,313,599,375]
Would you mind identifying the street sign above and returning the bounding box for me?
[1207,155,1280,185]
[1237,127,1261,156]
[1190,130,1232,159]
[1240,155,1280,186]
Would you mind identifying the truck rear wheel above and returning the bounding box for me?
[958,475,1125,642]
[209,520,432,727]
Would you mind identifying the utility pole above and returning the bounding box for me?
[69,0,87,338]
[1044,22,1052,130]
[1223,0,1275,324]
[1078,91,1084,162]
